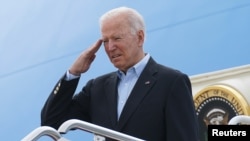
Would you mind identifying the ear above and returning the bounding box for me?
[137,30,144,47]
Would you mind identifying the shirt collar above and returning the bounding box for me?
[117,53,150,79]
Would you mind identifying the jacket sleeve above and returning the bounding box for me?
[166,73,200,141]
[40,73,81,129]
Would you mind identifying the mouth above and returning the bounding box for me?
[111,54,121,59]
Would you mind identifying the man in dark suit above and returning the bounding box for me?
[41,6,199,141]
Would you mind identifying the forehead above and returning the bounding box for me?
[101,19,130,38]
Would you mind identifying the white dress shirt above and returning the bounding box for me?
[116,53,150,118]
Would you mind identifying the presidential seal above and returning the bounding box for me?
[193,85,250,141]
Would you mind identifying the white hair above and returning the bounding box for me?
[99,6,146,37]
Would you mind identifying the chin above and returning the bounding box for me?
[113,64,123,70]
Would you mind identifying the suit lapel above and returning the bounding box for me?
[117,58,158,130]
[104,73,119,128]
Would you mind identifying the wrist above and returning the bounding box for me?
[69,69,81,76]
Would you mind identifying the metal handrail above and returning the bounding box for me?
[21,126,67,141]
[58,119,145,141]
[228,115,250,125]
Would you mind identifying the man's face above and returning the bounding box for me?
[101,16,144,72]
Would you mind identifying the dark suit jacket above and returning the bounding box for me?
[41,57,199,141]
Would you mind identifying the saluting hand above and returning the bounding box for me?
[69,39,103,76]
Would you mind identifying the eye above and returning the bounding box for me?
[103,40,108,44]
[102,40,108,47]
[114,37,122,41]
[102,39,107,42]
